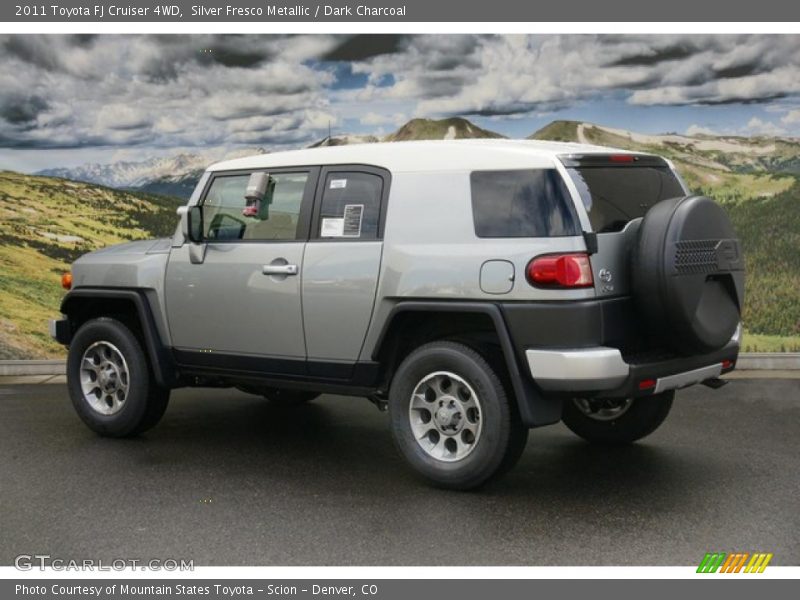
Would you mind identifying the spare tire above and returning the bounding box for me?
[631,195,744,355]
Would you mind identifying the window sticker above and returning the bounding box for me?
[321,217,344,237]
[329,178,347,189]
[342,204,364,237]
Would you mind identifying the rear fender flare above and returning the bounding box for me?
[372,301,561,428]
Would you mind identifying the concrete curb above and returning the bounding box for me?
[736,353,800,370]
[1,352,799,376]
[0,360,66,376]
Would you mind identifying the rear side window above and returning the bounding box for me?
[470,169,581,238]
[318,172,383,239]
[567,166,684,233]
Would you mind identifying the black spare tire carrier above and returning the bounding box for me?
[631,195,744,355]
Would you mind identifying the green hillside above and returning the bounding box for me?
[0,171,182,359]
[385,117,505,141]
[529,120,581,142]
[533,121,800,351]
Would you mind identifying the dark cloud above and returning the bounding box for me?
[322,35,406,61]
[714,62,764,79]
[609,43,697,67]
[3,37,63,71]
[696,93,787,106]
[0,95,49,125]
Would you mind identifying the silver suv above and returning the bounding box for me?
[51,140,744,489]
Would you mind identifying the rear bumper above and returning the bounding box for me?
[526,340,739,398]
[501,297,741,399]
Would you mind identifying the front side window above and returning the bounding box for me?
[318,172,383,239]
[201,172,308,241]
[470,169,581,238]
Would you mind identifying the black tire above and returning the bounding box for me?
[388,341,524,490]
[67,317,169,438]
[263,389,319,405]
[561,391,674,445]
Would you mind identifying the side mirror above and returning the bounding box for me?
[177,205,203,243]
[243,172,272,218]
[245,171,270,202]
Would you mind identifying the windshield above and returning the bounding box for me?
[566,166,685,233]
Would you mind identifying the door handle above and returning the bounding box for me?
[262,264,299,276]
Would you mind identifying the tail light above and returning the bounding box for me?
[638,378,657,391]
[609,154,637,163]
[61,272,72,290]
[526,253,594,288]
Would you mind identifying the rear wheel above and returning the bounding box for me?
[389,341,526,490]
[67,317,169,437]
[561,391,674,445]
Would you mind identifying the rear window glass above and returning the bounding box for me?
[567,166,684,233]
[470,169,581,238]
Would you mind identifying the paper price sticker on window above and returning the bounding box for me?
[342,204,364,237]
[329,179,347,189]
[321,218,344,237]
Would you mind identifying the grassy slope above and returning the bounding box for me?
[534,122,800,351]
[385,117,505,141]
[0,171,182,358]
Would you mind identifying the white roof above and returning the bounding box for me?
[208,139,638,174]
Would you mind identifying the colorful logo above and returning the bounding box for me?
[697,552,773,573]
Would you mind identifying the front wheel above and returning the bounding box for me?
[561,391,674,445]
[67,317,170,438]
[389,341,527,490]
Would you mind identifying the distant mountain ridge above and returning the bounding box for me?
[38,118,505,198]
[39,153,211,189]
[35,117,800,201]
[37,147,269,198]
[530,120,800,175]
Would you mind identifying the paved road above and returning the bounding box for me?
[1,380,798,566]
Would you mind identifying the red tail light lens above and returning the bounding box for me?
[610,154,636,163]
[527,253,594,288]
[61,272,72,290]
[638,378,657,391]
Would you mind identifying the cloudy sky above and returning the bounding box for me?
[1,34,800,172]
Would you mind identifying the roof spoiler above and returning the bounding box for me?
[559,153,669,168]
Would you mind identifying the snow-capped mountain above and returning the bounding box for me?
[37,147,270,198]
[39,153,212,189]
[35,118,504,198]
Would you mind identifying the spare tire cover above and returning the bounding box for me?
[631,195,745,355]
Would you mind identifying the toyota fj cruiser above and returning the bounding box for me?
[51,140,744,489]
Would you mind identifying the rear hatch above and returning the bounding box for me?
[560,153,686,298]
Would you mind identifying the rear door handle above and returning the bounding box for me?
[262,264,299,276]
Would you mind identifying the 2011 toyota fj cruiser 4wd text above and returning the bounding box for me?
[50,140,744,489]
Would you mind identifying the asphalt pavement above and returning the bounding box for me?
[1,379,798,566]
